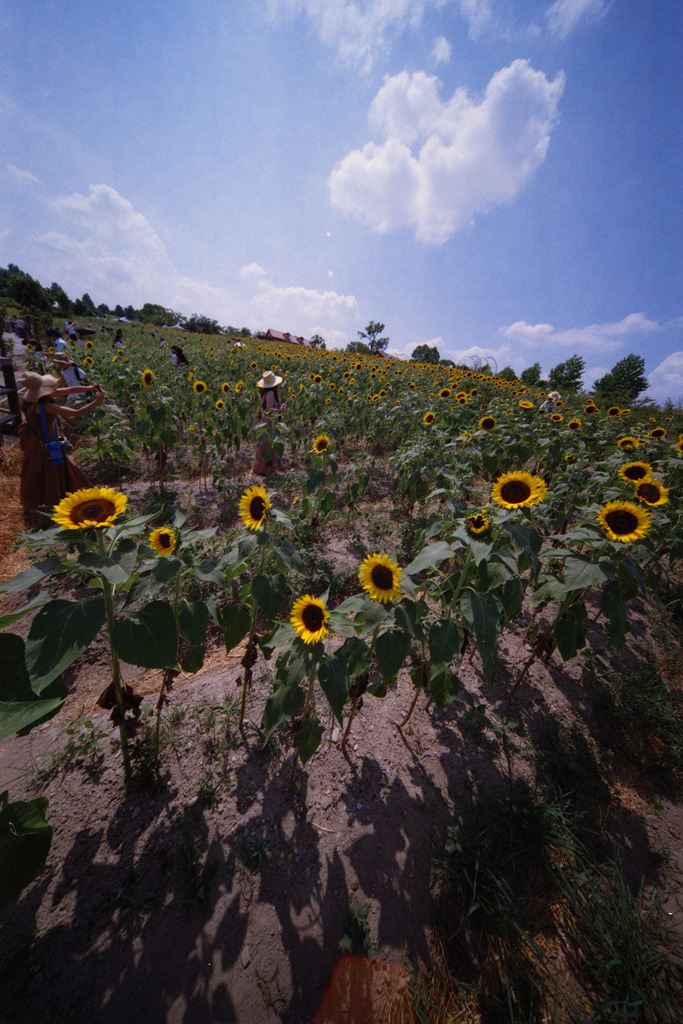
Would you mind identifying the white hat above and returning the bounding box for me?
[257,370,283,389]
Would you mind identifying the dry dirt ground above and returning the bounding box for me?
[0,432,682,1024]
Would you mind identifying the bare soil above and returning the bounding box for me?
[1,436,682,1024]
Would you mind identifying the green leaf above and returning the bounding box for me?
[251,573,287,621]
[25,598,106,692]
[295,715,324,765]
[195,561,228,587]
[318,656,349,726]
[274,539,305,573]
[258,621,296,660]
[304,467,326,494]
[553,603,587,661]
[218,603,251,654]
[151,557,183,583]
[178,600,209,648]
[180,646,205,673]
[112,601,178,668]
[375,629,410,683]
[0,635,67,739]
[0,796,53,912]
[460,590,500,670]
[502,577,526,622]
[600,583,627,651]
[563,556,613,592]
[0,593,52,630]
[78,552,131,586]
[393,599,425,640]
[336,636,372,679]
[429,619,462,665]
[261,682,305,745]
[404,540,454,576]
[0,555,63,594]
[430,665,460,711]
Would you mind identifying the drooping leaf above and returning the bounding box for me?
[180,646,205,673]
[0,556,63,594]
[112,601,178,669]
[554,603,587,661]
[25,598,106,692]
[251,573,287,621]
[295,715,324,765]
[460,590,500,670]
[261,682,305,745]
[375,629,410,683]
[178,600,209,648]
[430,665,460,711]
[600,582,627,650]
[0,795,53,913]
[0,634,67,739]
[0,593,52,631]
[429,619,462,666]
[336,636,372,679]
[218,603,251,654]
[404,541,455,577]
[393,599,425,640]
[318,656,349,726]
[274,539,305,573]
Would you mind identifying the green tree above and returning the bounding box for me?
[520,362,542,386]
[6,273,50,311]
[311,334,326,349]
[346,340,370,355]
[411,344,440,364]
[548,354,585,394]
[497,366,518,381]
[138,303,177,326]
[358,320,388,355]
[594,354,649,402]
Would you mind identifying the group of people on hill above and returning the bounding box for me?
[13,324,284,525]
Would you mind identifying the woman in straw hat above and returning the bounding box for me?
[18,371,107,523]
[253,369,283,476]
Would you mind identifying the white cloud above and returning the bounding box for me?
[328,60,565,244]
[458,0,494,39]
[6,163,41,186]
[266,0,451,70]
[431,35,451,64]
[647,351,683,405]
[500,313,661,353]
[546,0,610,39]
[32,183,357,336]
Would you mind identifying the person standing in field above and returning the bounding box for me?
[253,369,283,476]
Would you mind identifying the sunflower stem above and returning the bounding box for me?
[238,540,267,730]
[398,684,422,729]
[97,531,130,777]
[341,693,359,747]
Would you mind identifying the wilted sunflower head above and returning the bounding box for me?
[634,479,669,506]
[466,512,491,536]
[618,461,653,483]
[290,595,330,644]
[193,380,207,395]
[238,484,271,531]
[597,500,651,543]
[142,369,155,387]
[149,526,178,556]
[53,487,128,531]
[423,411,435,425]
[359,553,403,603]
[491,471,548,509]
[479,416,496,431]
[312,434,331,455]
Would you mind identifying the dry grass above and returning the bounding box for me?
[0,437,29,583]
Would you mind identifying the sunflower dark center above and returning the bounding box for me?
[605,509,638,534]
[569,421,579,429]
[71,499,116,524]
[316,439,328,452]
[302,603,324,632]
[470,515,487,530]
[637,483,660,503]
[159,532,172,548]
[500,480,531,503]
[371,564,394,591]
[623,466,647,480]
[481,418,495,429]
[652,429,665,437]
[249,496,266,521]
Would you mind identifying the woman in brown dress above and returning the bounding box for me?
[18,372,107,520]
[253,370,283,476]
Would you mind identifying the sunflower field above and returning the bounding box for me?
[1,323,682,1021]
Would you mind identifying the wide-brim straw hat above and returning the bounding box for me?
[18,372,61,403]
[257,370,283,389]
[547,391,561,400]
[52,352,71,364]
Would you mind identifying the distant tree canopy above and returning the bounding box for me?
[593,354,649,402]
[1,269,51,311]
[411,344,440,364]
[184,313,222,335]
[548,354,585,394]
[520,362,542,386]
[311,333,326,350]
[358,320,388,355]
[138,303,177,327]
[497,366,518,381]
[346,340,370,355]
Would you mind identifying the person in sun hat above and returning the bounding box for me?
[18,371,108,525]
[253,369,284,475]
[53,350,87,398]
[540,390,562,412]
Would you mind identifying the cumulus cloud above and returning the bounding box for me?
[265,0,450,70]
[546,0,610,39]
[647,351,683,405]
[328,59,565,244]
[458,0,494,39]
[500,313,661,353]
[34,183,357,335]
[431,35,452,64]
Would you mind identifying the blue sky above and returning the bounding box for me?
[2,0,682,402]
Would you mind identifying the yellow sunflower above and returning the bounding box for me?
[193,380,207,395]
[149,526,178,556]
[607,406,620,417]
[567,418,581,430]
[479,416,496,431]
[551,413,563,423]
[423,411,435,425]
[519,400,534,410]
[83,356,94,366]
[650,427,667,439]
[676,439,683,454]
[491,471,548,509]
[221,382,231,394]
[634,479,669,506]
[565,453,577,463]
[597,501,651,543]
[584,404,597,414]
[617,436,639,451]
[53,487,128,531]
[466,512,491,536]
[290,595,330,645]
[618,462,653,483]
[312,435,330,454]
[359,553,403,603]
[215,399,225,411]
[439,387,451,399]
[239,484,271,531]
